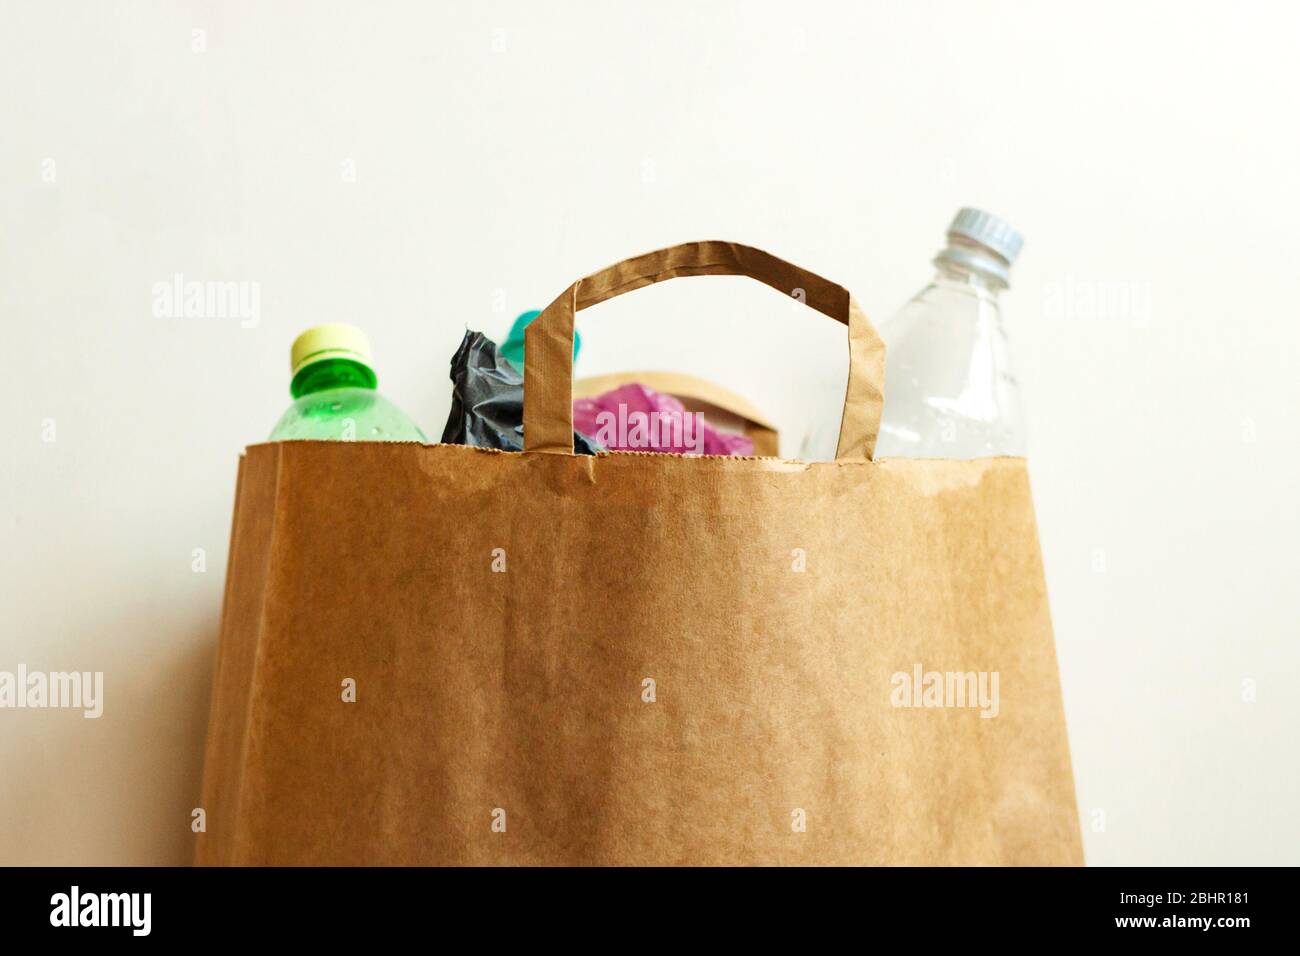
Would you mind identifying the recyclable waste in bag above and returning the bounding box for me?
[198,240,1082,866]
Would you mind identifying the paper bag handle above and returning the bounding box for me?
[523,240,886,460]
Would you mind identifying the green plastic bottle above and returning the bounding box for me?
[269,323,427,442]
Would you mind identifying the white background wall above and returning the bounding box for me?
[2,0,1296,866]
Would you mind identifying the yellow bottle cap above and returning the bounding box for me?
[290,323,373,377]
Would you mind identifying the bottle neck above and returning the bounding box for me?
[933,236,1011,294]
[291,358,377,398]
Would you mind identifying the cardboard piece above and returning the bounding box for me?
[197,242,1081,866]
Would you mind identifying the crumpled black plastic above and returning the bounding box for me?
[440,330,602,455]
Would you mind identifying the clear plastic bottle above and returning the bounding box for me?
[269,323,427,442]
[874,208,1026,459]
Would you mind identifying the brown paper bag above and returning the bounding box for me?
[573,370,779,455]
[197,241,1081,866]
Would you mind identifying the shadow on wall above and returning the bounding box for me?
[0,607,218,866]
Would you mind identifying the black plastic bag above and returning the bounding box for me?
[440,330,602,454]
